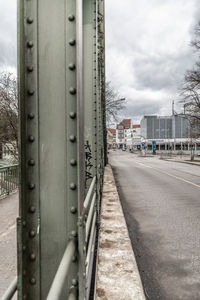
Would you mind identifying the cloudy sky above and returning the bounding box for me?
[105,0,200,123]
[0,0,200,123]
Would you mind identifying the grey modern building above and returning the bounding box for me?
[140,115,189,139]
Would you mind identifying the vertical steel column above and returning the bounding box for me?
[18,0,83,299]
[96,0,105,190]
[76,1,86,299]
[66,0,79,297]
[18,0,40,298]
[83,0,96,192]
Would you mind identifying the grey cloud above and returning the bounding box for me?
[105,0,200,121]
[132,51,197,92]
[0,0,17,69]
[120,98,164,123]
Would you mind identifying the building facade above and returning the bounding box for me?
[140,115,200,152]
[116,119,132,147]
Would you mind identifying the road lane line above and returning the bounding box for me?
[134,160,200,189]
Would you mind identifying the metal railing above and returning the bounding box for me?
[0,277,17,300]
[0,165,18,197]
[83,176,97,296]
[46,176,97,300]
[47,239,76,300]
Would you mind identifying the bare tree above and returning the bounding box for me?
[0,72,18,160]
[181,22,200,123]
[106,81,126,124]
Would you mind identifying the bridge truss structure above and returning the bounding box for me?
[16,0,105,299]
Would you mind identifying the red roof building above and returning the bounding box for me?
[116,119,132,129]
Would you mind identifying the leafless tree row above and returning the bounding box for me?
[0,72,18,160]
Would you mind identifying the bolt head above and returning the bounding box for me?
[30,277,36,285]
[27,17,33,24]
[28,89,34,96]
[70,206,77,214]
[70,183,77,190]
[71,230,77,237]
[69,112,76,119]
[28,113,35,119]
[28,135,35,142]
[69,87,76,95]
[69,63,76,70]
[72,279,78,286]
[27,41,34,48]
[69,135,76,142]
[69,39,76,46]
[70,159,77,166]
[29,230,36,238]
[29,206,36,213]
[30,253,36,261]
[68,15,75,21]
[27,66,34,72]
[29,183,35,190]
[28,159,35,166]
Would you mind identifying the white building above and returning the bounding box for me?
[116,119,132,148]
[126,125,141,150]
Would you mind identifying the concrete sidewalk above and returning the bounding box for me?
[95,165,145,300]
[160,156,200,166]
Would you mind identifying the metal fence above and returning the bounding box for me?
[0,165,18,197]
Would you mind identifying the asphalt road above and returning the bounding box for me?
[0,192,18,299]
[109,150,200,300]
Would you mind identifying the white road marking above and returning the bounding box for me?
[134,160,200,189]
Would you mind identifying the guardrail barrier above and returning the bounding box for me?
[0,165,18,197]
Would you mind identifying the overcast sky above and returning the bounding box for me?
[105,0,200,123]
[0,0,200,123]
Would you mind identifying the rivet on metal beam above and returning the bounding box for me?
[29,206,36,213]
[27,17,33,24]
[28,135,35,142]
[70,159,77,166]
[29,183,35,190]
[23,294,27,300]
[69,135,76,142]
[69,39,76,46]
[29,253,36,261]
[70,183,76,190]
[28,159,35,166]
[69,63,76,70]
[69,87,76,95]
[29,230,36,238]
[70,207,77,214]
[69,112,76,119]
[72,279,78,286]
[28,113,35,119]
[22,245,26,252]
[30,277,36,285]
[22,221,26,227]
[71,231,77,237]
[27,89,34,96]
[27,41,34,48]
[27,66,34,72]
[68,15,75,21]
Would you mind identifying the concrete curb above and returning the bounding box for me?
[94,165,145,300]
